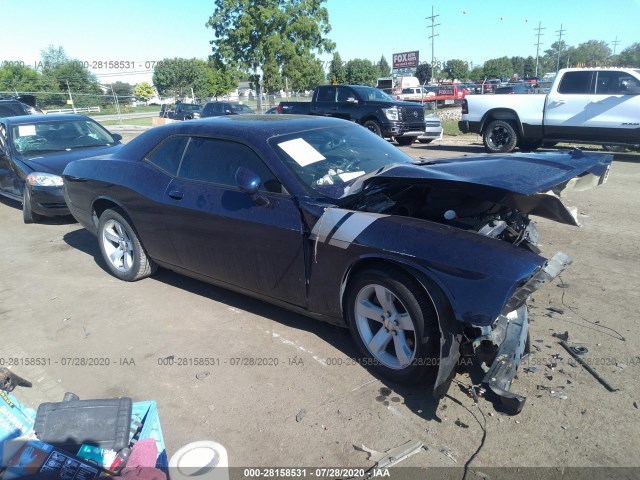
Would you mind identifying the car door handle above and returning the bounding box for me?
[168,190,183,200]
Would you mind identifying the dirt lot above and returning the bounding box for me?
[1,130,639,476]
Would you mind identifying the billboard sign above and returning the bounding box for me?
[392,51,419,69]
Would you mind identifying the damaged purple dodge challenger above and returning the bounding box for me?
[62,116,611,413]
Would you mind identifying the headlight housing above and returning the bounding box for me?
[383,107,399,121]
[27,172,63,187]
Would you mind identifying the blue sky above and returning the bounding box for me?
[1,0,638,84]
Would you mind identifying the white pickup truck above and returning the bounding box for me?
[459,67,640,153]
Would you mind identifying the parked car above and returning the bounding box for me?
[493,84,531,94]
[395,87,436,102]
[159,103,202,120]
[0,114,122,223]
[417,114,443,144]
[0,99,38,117]
[201,102,255,117]
[62,115,611,412]
[265,106,279,114]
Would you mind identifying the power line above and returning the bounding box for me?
[555,24,566,72]
[426,5,440,80]
[534,21,545,78]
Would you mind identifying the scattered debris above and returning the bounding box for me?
[557,283,570,289]
[454,419,469,429]
[634,402,638,410]
[550,391,568,400]
[552,353,563,360]
[559,340,619,392]
[82,325,91,338]
[570,345,588,356]
[523,367,538,374]
[470,471,490,479]
[547,307,565,315]
[195,371,210,381]
[552,331,570,341]
[355,440,424,468]
[547,362,557,370]
[546,375,553,381]
[440,448,457,464]
[295,409,306,422]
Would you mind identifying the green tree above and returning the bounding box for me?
[444,59,469,81]
[283,54,325,92]
[192,60,237,98]
[207,0,334,100]
[415,63,432,84]
[469,66,485,82]
[344,58,378,86]
[619,43,640,67]
[510,56,526,78]
[0,64,43,92]
[377,55,391,78]
[542,41,571,71]
[328,52,346,84]
[153,58,203,98]
[572,40,611,66]
[483,56,513,79]
[523,56,536,77]
[108,81,134,98]
[134,82,156,102]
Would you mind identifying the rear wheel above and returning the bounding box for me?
[483,119,518,153]
[363,120,382,137]
[346,267,440,384]
[395,136,417,146]
[97,209,157,281]
[22,185,42,224]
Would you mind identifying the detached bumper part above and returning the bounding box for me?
[482,305,529,414]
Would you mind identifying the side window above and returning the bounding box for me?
[336,87,351,102]
[177,137,281,193]
[596,71,638,95]
[145,136,189,175]
[316,87,336,103]
[558,71,593,94]
[213,103,223,113]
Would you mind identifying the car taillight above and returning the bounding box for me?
[461,99,468,114]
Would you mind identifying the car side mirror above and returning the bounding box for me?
[111,133,122,142]
[235,167,269,206]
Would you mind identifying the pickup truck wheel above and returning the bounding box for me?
[395,136,416,146]
[363,120,382,137]
[483,120,518,153]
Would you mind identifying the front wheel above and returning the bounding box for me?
[483,119,518,153]
[22,185,42,224]
[395,136,417,146]
[363,120,382,137]
[346,268,440,384]
[97,209,157,281]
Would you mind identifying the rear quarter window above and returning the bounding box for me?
[145,135,189,175]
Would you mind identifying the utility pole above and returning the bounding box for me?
[555,24,566,72]
[611,36,621,56]
[534,21,545,78]
[426,5,440,82]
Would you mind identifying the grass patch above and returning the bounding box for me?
[92,105,160,116]
[442,119,465,136]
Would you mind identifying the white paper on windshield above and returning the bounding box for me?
[18,125,36,136]
[278,138,325,166]
[338,171,365,182]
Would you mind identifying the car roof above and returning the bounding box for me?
[3,113,95,126]
[119,115,354,159]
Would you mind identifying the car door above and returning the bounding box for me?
[334,86,360,121]
[544,70,594,139]
[0,123,22,198]
[311,86,336,116]
[583,70,640,143]
[162,136,307,306]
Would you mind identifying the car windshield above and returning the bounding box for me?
[10,119,115,155]
[269,123,413,199]
[231,104,254,114]
[350,86,394,102]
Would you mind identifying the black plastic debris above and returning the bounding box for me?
[454,419,469,429]
[547,307,565,314]
[523,367,538,374]
[552,331,570,341]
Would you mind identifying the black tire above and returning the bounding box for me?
[97,209,157,281]
[395,136,417,146]
[345,267,441,384]
[417,138,433,144]
[483,119,518,153]
[518,139,543,152]
[363,120,382,137]
[22,185,42,224]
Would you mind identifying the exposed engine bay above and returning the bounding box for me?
[345,182,542,252]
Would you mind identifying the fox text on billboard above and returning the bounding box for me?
[393,51,419,69]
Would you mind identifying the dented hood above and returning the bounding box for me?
[345,149,612,226]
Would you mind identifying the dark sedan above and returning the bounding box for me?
[0,114,122,223]
[201,101,255,117]
[62,115,611,412]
